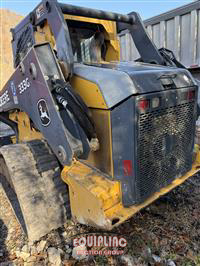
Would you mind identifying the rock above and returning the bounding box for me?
[21,252,31,261]
[65,245,72,254]
[0,250,3,257]
[30,246,37,255]
[15,251,30,261]
[12,259,19,266]
[72,245,87,260]
[28,241,34,247]
[152,254,162,263]
[22,244,30,253]
[6,233,12,241]
[62,231,68,239]
[9,228,15,234]
[47,231,62,246]
[64,254,70,260]
[26,256,37,263]
[120,255,135,266]
[142,247,152,263]
[146,247,152,257]
[63,260,76,266]
[24,262,36,266]
[0,261,13,266]
[58,248,65,255]
[9,253,17,261]
[15,251,20,258]
[37,240,47,253]
[167,259,176,266]
[44,257,49,265]
[48,247,62,266]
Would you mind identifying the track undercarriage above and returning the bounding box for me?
[0,140,70,242]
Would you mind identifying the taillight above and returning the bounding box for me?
[152,97,160,108]
[187,90,195,100]
[139,99,149,111]
[123,160,132,176]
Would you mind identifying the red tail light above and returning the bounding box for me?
[187,90,195,100]
[123,160,132,176]
[139,99,149,111]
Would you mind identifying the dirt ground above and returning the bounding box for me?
[1,173,200,266]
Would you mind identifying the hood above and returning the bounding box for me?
[73,61,196,109]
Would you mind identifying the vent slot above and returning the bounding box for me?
[136,101,195,203]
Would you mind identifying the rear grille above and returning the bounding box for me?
[136,101,195,203]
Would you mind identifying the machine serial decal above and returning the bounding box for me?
[18,78,30,94]
[0,90,10,107]
[37,99,51,127]
[11,81,18,104]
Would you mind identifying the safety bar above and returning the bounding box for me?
[59,3,136,24]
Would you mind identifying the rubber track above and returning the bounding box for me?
[0,140,70,242]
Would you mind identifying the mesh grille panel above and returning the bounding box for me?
[137,101,195,202]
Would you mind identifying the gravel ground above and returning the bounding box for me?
[0,174,200,266]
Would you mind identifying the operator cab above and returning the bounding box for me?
[67,20,106,62]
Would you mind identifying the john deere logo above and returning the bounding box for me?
[37,99,51,126]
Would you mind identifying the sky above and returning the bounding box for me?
[1,0,195,20]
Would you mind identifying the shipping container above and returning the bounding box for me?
[119,1,200,74]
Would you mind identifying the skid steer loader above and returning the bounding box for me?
[0,0,200,242]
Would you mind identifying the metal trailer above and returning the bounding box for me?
[119,1,200,79]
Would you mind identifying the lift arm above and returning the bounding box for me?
[11,0,164,76]
[0,43,91,165]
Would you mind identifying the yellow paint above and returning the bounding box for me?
[64,14,120,61]
[71,75,107,108]
[61,160,121,229]
[34,14,120,62]
[9,111,42,142]
[62,151,200,230]
[64,14,118,40]
[34,21,56,49]
[105,159,200,226]
[86,109,114,177]
[105,41,120,62]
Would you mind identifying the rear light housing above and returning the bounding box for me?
[187,90,195,100]
[139,99,149,111]
[152,97,160,108]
